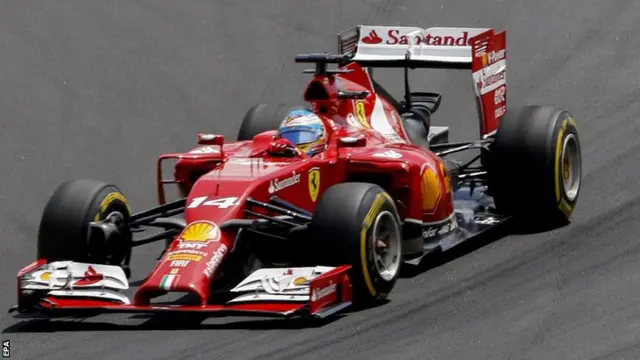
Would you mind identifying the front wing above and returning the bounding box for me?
[10,260,353,320]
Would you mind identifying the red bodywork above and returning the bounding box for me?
[145,61,454,306]
[14,27,507,319]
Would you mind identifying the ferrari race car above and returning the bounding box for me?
[10,25,582,320]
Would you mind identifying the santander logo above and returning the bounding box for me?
[74,266,104,286]
[361,30,383,44]
[361,29,475,46]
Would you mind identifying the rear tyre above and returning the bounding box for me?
[487,106,582,225]
[310,183,402,306]
[237,104,306,141]
[38,179,132,264]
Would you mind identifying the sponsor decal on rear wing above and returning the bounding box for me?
[338,25,491,66]
[338,25,507,138]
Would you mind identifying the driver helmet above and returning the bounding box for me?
[278,109,327,156]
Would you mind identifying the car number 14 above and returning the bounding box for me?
[187,196,240,209]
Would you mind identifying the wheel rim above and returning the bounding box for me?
[371,210,401,282]
[561,133,581,202]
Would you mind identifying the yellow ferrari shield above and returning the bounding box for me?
[355,101,369,128]
[308,168,320,202]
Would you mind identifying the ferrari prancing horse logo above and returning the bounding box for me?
[308,167,321,202]
[355,101,369,128]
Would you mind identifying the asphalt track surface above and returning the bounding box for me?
[1,1,640,359]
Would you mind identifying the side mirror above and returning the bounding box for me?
[196,134,225,157]
[197,133,224,146]
[338,136,366,148]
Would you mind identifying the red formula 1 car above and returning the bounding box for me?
[10,25,582,320]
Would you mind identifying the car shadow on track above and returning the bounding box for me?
[2,312,347,333]
[400,217,571,279]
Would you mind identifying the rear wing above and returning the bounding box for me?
[337,25,507,137]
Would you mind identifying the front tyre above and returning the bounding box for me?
[38,179,132,265]
[310,183,402,306]
[488,106,582,224]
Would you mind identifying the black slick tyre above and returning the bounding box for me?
[310,183,402,306]
[488,106,582,225]
[237,104,305,141]
[37,179,132,264]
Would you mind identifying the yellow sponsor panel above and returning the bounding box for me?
[180,221,220,242]
[420,166,441,211]
[167,254,202,261]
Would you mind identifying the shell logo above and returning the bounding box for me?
[439,162,451,195]
[421,165,442,212]
[180,221,220,242]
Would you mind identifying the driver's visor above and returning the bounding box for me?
[279,126,319,145]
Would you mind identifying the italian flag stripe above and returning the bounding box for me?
[160,275,179,290]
